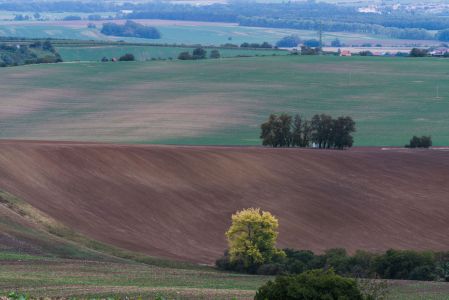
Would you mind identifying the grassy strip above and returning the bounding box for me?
[0,190,207,270]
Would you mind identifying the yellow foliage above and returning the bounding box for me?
[226,208,285,268]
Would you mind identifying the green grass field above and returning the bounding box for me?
[0,22,313,45]
[56,44,287,61]
[1,55,449,146]
[2,256,449,299]
[0,257,266,299]
[0,19,414,46]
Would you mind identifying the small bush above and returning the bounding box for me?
[374,249,436,280]
[255,269,363,300]
[210,49,221,59]
[178,51,192,60]
[406,135,432,148]
[192,47,207,59]
[409,265,437,281]
[276,35,301,48]
[119,53,135,61]
[410,48,428,57]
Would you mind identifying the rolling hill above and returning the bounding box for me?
[1,140,448,263]
[1,56,449,146]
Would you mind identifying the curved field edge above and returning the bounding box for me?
[0,190,268,299]
[1,191,449,300]
[0,190,203,269]
[1,142,449,299]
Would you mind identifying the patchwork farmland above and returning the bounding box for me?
[0,19,426,47]
[2,0,449,297]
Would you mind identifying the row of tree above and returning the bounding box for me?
[178,48,220,60]
[217,208,449,282]
[260,113,356,149]
[240,17,434,41]
[6,1,449,40]
[406,135,432,148]
[101,21,161,39]
[0,40,62,67]
[240,42,273,49]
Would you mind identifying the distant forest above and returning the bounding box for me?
[3,1,449,40]
[101,21,161,39]
[0,40,62,67]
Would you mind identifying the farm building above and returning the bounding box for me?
[429,48,449,56]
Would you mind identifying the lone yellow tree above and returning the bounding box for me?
[226,208,285,270]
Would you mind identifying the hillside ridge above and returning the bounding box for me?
[1,140,448,263]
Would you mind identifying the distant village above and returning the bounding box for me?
[357,1,449,15]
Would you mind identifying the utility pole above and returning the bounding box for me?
[318,21,323,54]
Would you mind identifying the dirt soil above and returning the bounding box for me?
[0,140,448,263]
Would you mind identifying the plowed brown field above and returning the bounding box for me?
[1,141,448,263]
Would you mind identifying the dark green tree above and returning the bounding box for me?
[311,114,333,148]
[178,51,192,60]
[410,48,428,57]
[210,49,221,59]
[332,116,356,149]
[276,35,301,48]
[192,47,207,59]
[292,114,303,147]
[406,135,432,148]
[255,269,363,300]
[375,249,436,280]
[119,53,135,61]
[260,113,292,147]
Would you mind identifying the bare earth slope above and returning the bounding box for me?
[1,141,448,263]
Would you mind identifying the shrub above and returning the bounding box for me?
[192,47,207,59]
[276,35,302,48]
[260,42,273,48]
[301,46,319,55]
[210,49,221,59]
[178,51,192,60]
[405,135,432,148]
[119,53,135,61]
[409,265,437,281]
[409,48,428,57]
[323,248,351,275]
[359,51,373,56]
[255,269,363,300]
[374,249,437,280]
[346,250,378,278]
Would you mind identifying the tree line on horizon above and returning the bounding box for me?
[101,20,161,39]
[260,113,356,149]
[6,1,449,42]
